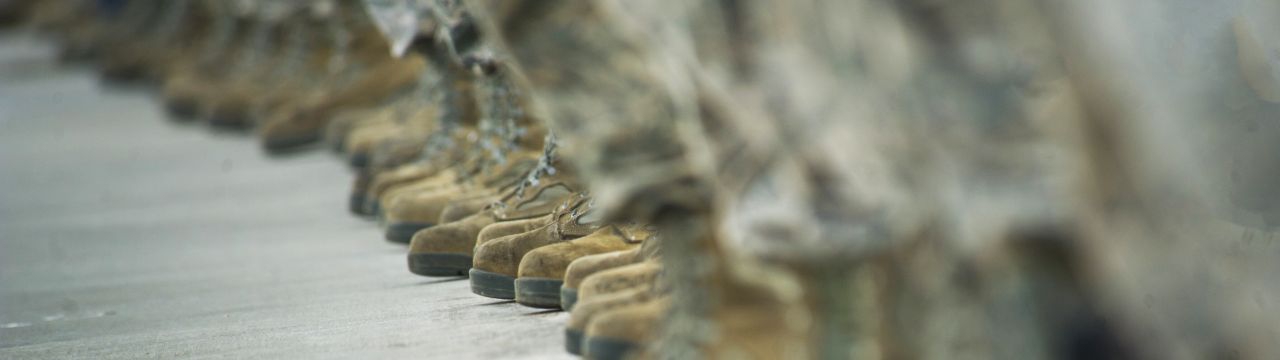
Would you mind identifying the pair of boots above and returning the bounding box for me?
[135,0,425,154]
[562,238,665,358]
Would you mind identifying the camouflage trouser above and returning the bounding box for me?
[463,0,1280,358]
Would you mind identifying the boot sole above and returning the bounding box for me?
[209,110,252,131]
[366,200,383,218]
[165,99,199,122]
[561,287,579,311]
[515,277,563,308]
[384,222,432,244]
[565,328,584,355]
[469,268,516,299]
[263,133,321,155]
[101,66,147,86]
[584,336,640,360]
[348,152,370,168]
[408,252,471,277]
[349,193,369,216]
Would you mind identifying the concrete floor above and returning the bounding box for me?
[0,33,570,359]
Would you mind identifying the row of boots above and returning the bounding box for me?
[6,0,1280,359]
[9,1,679,358]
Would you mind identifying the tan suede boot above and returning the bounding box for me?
[381,151,539,243]
[515,224,652,308]
[436,195,498,224]
[99,1,193,84]
[340,106,435,167]
[406,160,578,275]
[357,128,479,216]
[381,183,492,244]
[562,236,663,310]
[161,11,253,121]
[205,19,315,130]
[469,194,601,299]
[576,261,664,306]
[0,0,36,28]
[257,52,424,153]
[476,215,552,244]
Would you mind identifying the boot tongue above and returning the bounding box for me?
[361,0,431,57]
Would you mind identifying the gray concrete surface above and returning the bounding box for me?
[0,33,570,359]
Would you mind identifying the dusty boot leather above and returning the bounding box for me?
[381,184,492,244]
[515,224,651,308]
[436,196,498,224]
[406,155,571,276]
[205,21,312,130]
[405,211,495,276]
[324,107,394,152]
[469,194,600,299]
[404,214,550,277]
[357,157,462,216]
[475,215,552,244]
[381,151,539,243]
[258,0,480,154]
[0,0,37,28]
[562,235,663,311]
[351,163,439,216]
[561,249,641,311]
[360,128,482,215]
[100,1,198,84]
[373,168,462,215]
[257,53,425,153]
[576,261,663,306]
[206,11,338,131]
[161,7,255,122]
[341,108,434,168]
[95,0,164,83]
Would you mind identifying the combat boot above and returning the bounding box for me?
[563,267,665,356]
[324,107,393,152]
[340,107,434,167]
[470,194,601,299]
[561,237,662,310]
[475,215,553,245]
[515,224,652,308]
[354,145,462,217]
[162,15,254,121]
[407,162,578,276]
[0,0,36,28]
[436,195,500,224]
[257,52,424,153]
[576,261,664,307]
[381,151,540,243]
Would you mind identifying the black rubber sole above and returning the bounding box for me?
[367,200,383,218]
[515,277,563,309]
[165,99,199,121]
[100,66,147,86]
[348,152,370,168]
[209,109,252,131]
[349,193,375,217]
[585,336,640,360]
[561,287,579,312]
[565,328,584,355]
[58,46,97,64]
[469,268,516,299]
[262,133,321,155]
[384,222,432,244]
[408,252,472,277]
